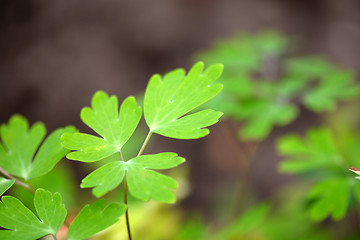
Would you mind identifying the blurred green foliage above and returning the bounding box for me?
[196,31,360,140]
[185,30,360,240]
[278,128,360,221]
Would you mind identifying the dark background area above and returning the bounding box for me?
[0,0,359,216]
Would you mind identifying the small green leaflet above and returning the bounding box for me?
[285,57,335,79]
[67,199,127,240]
[277,128,342,174]
[0,177,15,196]
[62,92,142,162]
[238,99,298,140]
[307,178,349,221]
[0,115,77,180]
[144,62,223,139]
[81,152,185,203]
[0,188,66,240]
[303,70,360,112]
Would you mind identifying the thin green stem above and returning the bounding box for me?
[137,131,153,157]
[122,130,153,240]
[124,173,132,240]
[120,149,132,240]
[0,167,35,194]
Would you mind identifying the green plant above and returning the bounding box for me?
[277,127,360,221]
[190,30,360,239]
[0,115,125,240]
[197,31,360,140]
[0,61,223,239]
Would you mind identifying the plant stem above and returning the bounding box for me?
[124,173,132,240]
[137,131,152,157]
[120,149,132,240]
[0,167,35,194]
[119,149,125,162]
[122,131,153,240]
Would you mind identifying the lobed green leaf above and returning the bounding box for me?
[303,70,360,112]
[67,199,127,240]
[0,189,67,240]
[34,189,67,234]
[307,178,350,221]
[239,99,298,140]
[277,128,342,174]
[81,161,125,197]
[0,115,76,180]
[62,92,142,162]
[144,62,223,139]
[29,126,77,179]
[81,152,185,202]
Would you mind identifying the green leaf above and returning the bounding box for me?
[125,153,185,202]
[308,178,350,221]
[0,188,67,240]
[0,177,15,196]
[34,189,67,234]
[144,62,223,139]
[239,99,298,140]
[67,199,127,240]
[61,92,142,162]
[303,70,360,112]
[81,152,185,202]
[285,57,334,79]
[0,115,76,180]
[29,126,77,179]
[277,134,308,155]
[81,161,125,197]
[221,75,253,97]
[277,128,342,174]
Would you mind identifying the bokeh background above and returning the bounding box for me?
[1,0,360,239]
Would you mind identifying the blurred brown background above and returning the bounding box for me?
[0,0,359,215]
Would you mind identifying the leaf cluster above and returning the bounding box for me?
[277,128,360,221]
[0,115,126,240]
[176,192,330,240]
[61,62,223,203]
[0,62,223,239]
[196,31,360,140]
[0,188,126,240]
